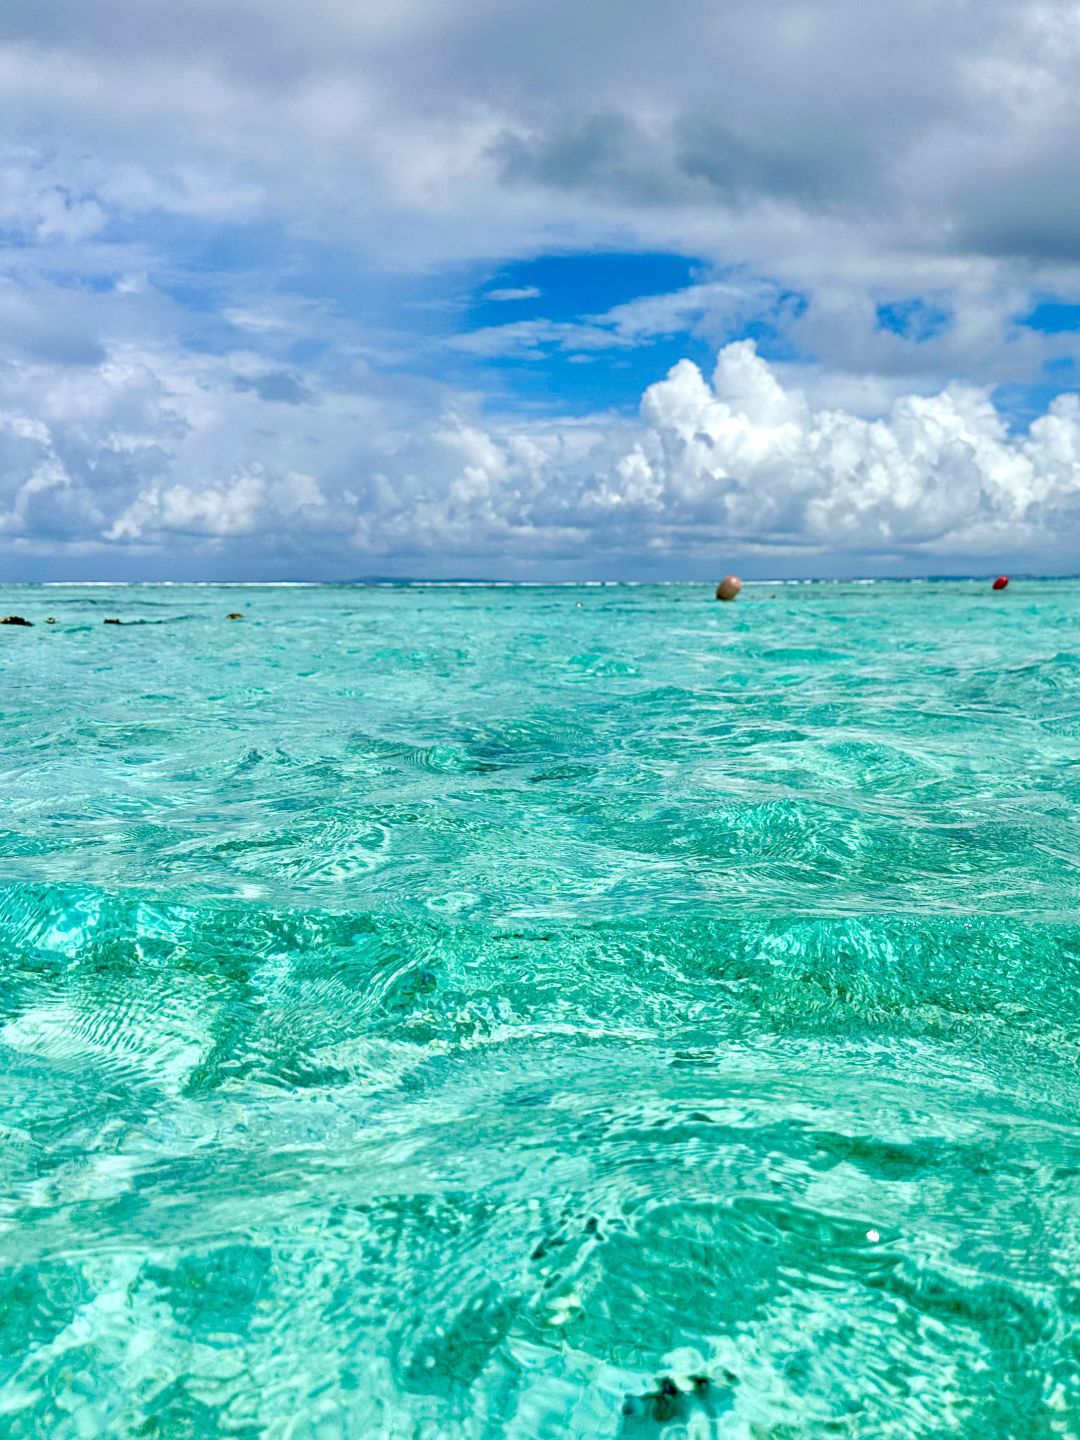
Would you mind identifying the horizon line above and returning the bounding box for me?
[0,573,1066,588]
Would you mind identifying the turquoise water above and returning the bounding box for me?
[0,580,1077,1438]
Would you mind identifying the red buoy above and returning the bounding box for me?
[992,575,1009,591]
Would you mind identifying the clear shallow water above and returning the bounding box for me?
[0,580,1077,1438]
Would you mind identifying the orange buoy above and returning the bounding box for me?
[715,575,743,602]
[992,575,1009,591]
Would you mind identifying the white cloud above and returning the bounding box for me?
[485,286,542,301]
[104,467,328,541]
[2,2,1079,285]
[0,153,107,243]
[0,1,1077,572]
[452,276,790,361]
[1,337,1079,576]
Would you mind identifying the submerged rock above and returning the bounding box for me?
[0,615,32,626]
[103,618,122,625]
[618,1373,729,1434]
[227,612,244,620]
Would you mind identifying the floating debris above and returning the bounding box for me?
[0,615,32,626]
[227,612,244,620]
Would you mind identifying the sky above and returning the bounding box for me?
[1,0,1080,580]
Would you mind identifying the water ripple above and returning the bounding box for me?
[0,581,1078,1437]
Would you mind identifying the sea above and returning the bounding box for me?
[0,580,1076,1438]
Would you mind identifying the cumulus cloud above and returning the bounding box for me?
[0,0,1077,573]
[451,342,1080,565]
[616,344,1068,556]
[1,338,1078,577]
[105,468,328,541]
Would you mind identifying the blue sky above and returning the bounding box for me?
[1,0,1080,579]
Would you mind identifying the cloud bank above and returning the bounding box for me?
[0,0,1078,573]
[3,340,1078,578]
